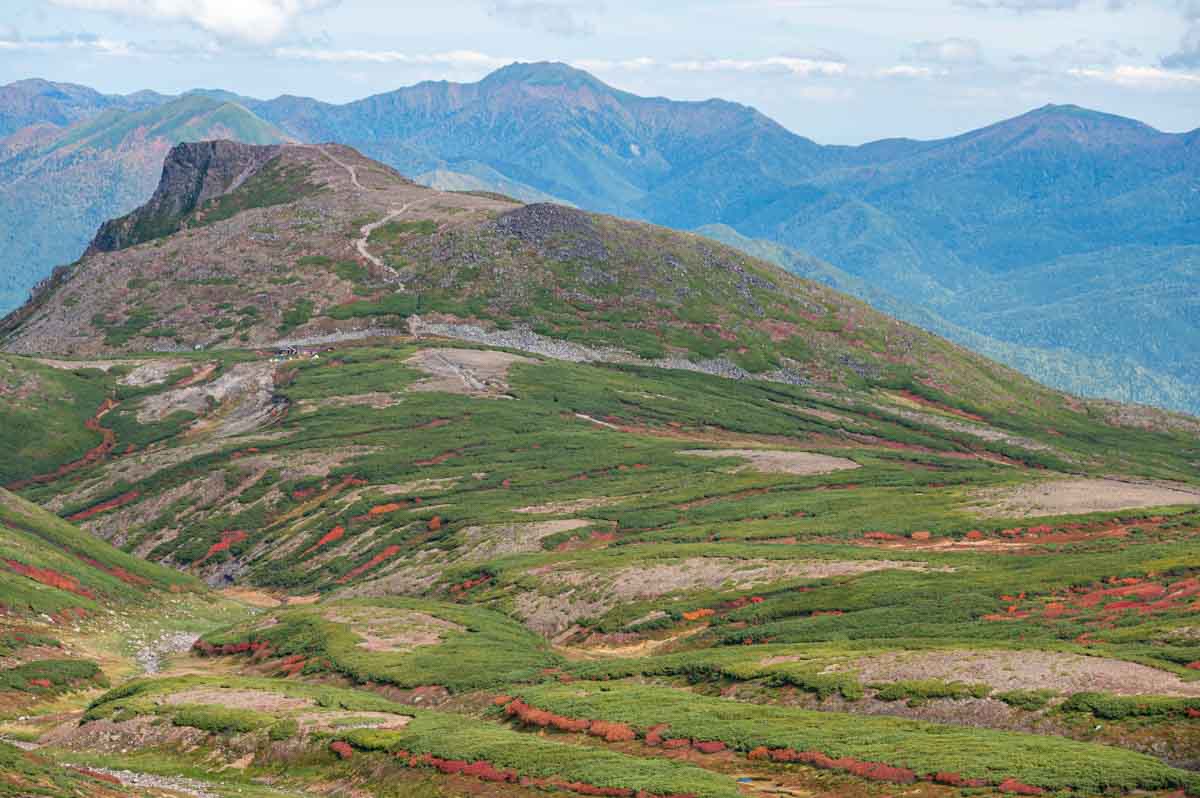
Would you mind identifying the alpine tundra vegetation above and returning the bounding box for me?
[0,138,1198,798]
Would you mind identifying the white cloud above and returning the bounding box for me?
[571,57,656,72]
[910,37,983,65]
[49,0,335,44]
[1068,63,1200,86]
[270,49,853,80]
[273,47,508,69]
[877,64,944,78]
[0,31,133,55]
[487,1,601,37]
[668,56,847,77]
[955,0,1084,10]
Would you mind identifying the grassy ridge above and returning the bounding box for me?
[0,355,110,485]
[513,682,1199,794]
[342,713,742,798]
[0,487,199,615]
[198,598,562,691]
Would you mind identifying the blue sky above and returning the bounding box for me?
[1,0,1197,143]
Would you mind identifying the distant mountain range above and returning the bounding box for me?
[1,64,1197,412]
[0,87,288,311]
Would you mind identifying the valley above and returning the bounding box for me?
[0,139,1198,797]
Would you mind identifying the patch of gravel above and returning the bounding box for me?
[271,326,404,348]
[117,359,188,387]
[515,591,616,638]
[133,631,200,675]
[541,557,946,600]
[513,496,626,514]
[405,347,534,396]
[161,688,313,711]
[518,557,947,637]
[458,519,593,559]
[969,477,1200,518]
[136,360,282,437]
[323,606,464,653]
[680,448,860,475]
[824,649,1200,697]
[407,316,810,385]
[70,767,220,798]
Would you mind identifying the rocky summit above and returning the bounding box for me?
[1,138,1199,798]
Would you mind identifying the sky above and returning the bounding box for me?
[1,0,1197,143]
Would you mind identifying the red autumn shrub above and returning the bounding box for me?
[67,489,140,522]
[998,778,1045,795]
[681,608,715,621]
[302,525,345,556]
[5,560,96,599]
[588,720,636,742]
[691,740,726,754]
[329,741,354,759]
[551,714,591,733]
[864,531,902,541]
[644,724,669,746]
[336,545,402,583]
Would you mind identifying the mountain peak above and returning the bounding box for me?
[482,61,608,90]
[87,139,285,254]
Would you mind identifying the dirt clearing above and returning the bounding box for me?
[136,361,282,437]
[513,496,627,514]
[405,348,534,396]
[324,606,464,653]
[161,688,313,711]
[296,709,411,732]
[970,478,1200,518]
[680,449,860,475]
[540,557,946,599]
[823,649,1200,697]
[459,518,594,559]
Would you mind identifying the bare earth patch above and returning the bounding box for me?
[161,688,313,711]
[313,391,403,409]
[117,359,189,387]
[970,478,1200,518]
[541,557,944,599]
[513,496,626,514]
[680,448,860,475]
[519,557,945,637]
[459,518,594,559]
[323,606,464,653]
[136,361,282,437]
[823,649,1200,697]
[405,347,534,396]
[378,477,460,495]
[295,710,411,733]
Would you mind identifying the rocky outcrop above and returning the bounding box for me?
[86,140,283,254]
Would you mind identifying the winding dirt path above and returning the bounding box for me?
[302,143,420,287]
[355,204,417,286]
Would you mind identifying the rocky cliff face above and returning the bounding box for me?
[86,140,282,254]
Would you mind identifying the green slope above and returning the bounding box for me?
[0,487,199,617]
